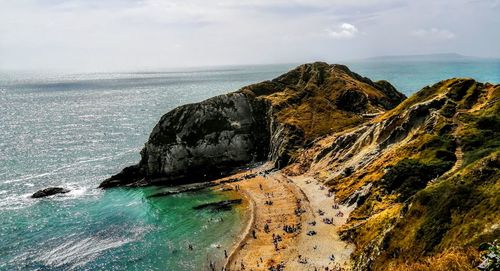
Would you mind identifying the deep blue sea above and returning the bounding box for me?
[0,60,499,270]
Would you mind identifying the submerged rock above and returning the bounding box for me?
[147,182,218,198]
[192,199,243,211]
[31,187,70,198]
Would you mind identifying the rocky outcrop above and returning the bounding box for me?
[100,62,404,188]
[31,187,70,198]
[100,93,271,188]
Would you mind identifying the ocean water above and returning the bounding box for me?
[0,60,499,270]
[345,58,500,95]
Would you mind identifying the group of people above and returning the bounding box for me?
[323,217,334,225]
[298,254,308,264]
[272,233,283,251]
[268,262,285,271]
[283,223,300,234]
[294,207,306,216]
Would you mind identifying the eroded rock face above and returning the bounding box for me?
[143,93,270,178]
[101,62,405,188]
[100,93,271,188]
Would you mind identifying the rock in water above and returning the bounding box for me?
[100,62,405,188]
[192,199,243,211]
[31,187,70,198]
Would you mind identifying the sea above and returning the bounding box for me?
[1,59,499,271]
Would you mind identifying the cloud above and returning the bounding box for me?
[412,28,456,40]
[327,23,359,39]
[467,0,500,9]
[0,0,499,71]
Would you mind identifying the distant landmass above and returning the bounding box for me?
[364,53,482,62]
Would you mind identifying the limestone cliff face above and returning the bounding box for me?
[100,93,271,187]
[100,62,404,188]
[141,92,271,181]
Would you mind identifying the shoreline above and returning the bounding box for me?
[222,183,256,270]
[212,164,354,271]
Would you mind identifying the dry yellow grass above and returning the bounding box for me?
[386,248,480,271]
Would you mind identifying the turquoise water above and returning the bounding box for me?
[1,60,499,270]
[0,66,289,271]
[345,59,500,95]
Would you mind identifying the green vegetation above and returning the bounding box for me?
[478,240,500,271]
[461,103,500,165]
[325,79,499,271]
[372,151,499,270]
[381,158,453,200]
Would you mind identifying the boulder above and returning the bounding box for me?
[31,187,70,198]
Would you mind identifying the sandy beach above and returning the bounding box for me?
[217,164,355,271]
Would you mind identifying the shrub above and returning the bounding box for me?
[381,159,453,200]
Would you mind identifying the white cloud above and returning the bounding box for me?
[327,23,359,39]
[0,0,499,71]
[412,28,456,40]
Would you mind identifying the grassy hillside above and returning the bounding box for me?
[289,77,499,270]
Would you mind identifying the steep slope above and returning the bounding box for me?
[287,78,500,270]
[100,62,404,188]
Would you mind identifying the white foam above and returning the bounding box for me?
[210,243,222,249]
[2,148,139,184]
[0,193,34,210]
[66,186,88,197]
[0,185,101,211]
[37,236,133,270]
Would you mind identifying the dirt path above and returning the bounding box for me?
[442,109,466,179]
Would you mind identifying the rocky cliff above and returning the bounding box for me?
[100,62,499,270]
[287,77,499,270]
[100,62,404,188]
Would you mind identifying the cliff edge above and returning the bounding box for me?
[100,62,404,188]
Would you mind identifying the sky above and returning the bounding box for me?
[0,0,499,71]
